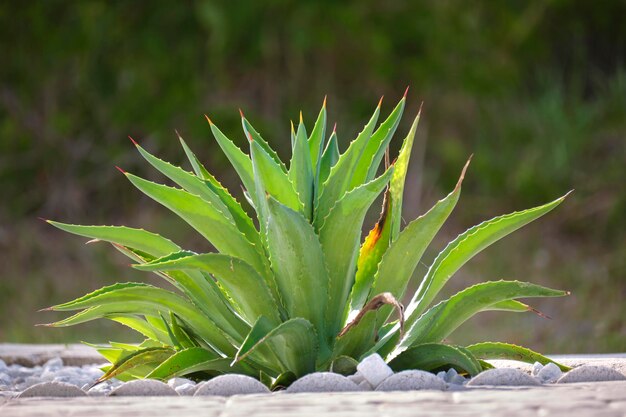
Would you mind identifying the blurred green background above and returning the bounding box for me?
[1,1,624,353]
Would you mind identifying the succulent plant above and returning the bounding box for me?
[44,92,571,387]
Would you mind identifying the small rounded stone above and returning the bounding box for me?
[109,379,178,396]
[18,381,87,397]
[286,372,359,393]
[557,366,626,383]
[376,370,446,391]
[467,368,540,386]
[194,374,269,396]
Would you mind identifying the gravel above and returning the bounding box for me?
[1,355,625,397]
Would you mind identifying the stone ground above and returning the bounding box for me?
[2,344,626,416]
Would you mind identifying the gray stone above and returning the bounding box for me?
[0,372,10,386]
[357,379,374,391]
[347,371,365,385]
[537,362,563,383]
[356,353,394,388]
[109,379,178,396]
[376,370,446,391]
[194,374,270,396]
[558,365,626,383]
[286,372,359,393]
[18,381,87,397]
[43,357,64,371]
[167,377,195,389]
[467,368,541,386]
[531,361,543,376]
[175,382,197,396]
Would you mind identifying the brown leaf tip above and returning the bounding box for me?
[323,95,327,108]
[204,114,213,125]
[128,136,138,146]
[403,85,410,98]
[115,166,126,175]
[239,108,245,119]
[299,111,303,124]
[247,132,253,142]
[455,154,473,191]
[332,122,337,133]
[378,95,384,108]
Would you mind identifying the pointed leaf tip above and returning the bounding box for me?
[115,166,127,175]
[403,85,410,98]
[37,217,48,223]
[204,114,213,125]
[378,95,384,107]
[239,108,245,118]
[332,122,337,133]
[299,111,303,124]
[454,155,472,190]
[128,136,138,146]
[418,101,424,115]
[323,95,327,108]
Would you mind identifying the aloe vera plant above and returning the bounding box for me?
[44,92,572,387]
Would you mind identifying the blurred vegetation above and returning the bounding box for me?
[0,1,624,352]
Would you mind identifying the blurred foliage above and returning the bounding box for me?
[0,1,624,352]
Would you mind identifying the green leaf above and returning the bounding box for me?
[133,141,235,224]
[47,222,180,257]
[389,280,569,359]
[319,167,394,336]
[466,342,572,371]
[317,129,339,194]
[314,103,381,229]
[250,140,303,213]
[289,118,314,219]
[265,197,330,357]
[95,347,175,384]
[350,95,406,188]
[406,192,571,320]
[135,253,282,325]
[208,119,256,196]
[355,159,468,315]
[308,99,327,175]
[173,136,262,246]
[236,317,318,377]
[388,343,482,376]
[388,112,420,239]
[329,356,359,376]
[48,284,239,356]
[146,347,220,379]
[178,134,212,180]
[109,315,171,344]
[124,172,265,273]
[241,114,286,172]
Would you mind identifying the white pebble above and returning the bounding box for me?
[376,370,446,391]
[467,368,540,386]
[536,362,563,383]
[43,357,64,371]
[175,382,197,396]
[167,377,195,389]
[356,354,394,388]
[357,380,373,391]
[347,371,365,385]
[195,374,269,396]
[531,361,544,376]
[557,365,626,383]
[286,373,359,393]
